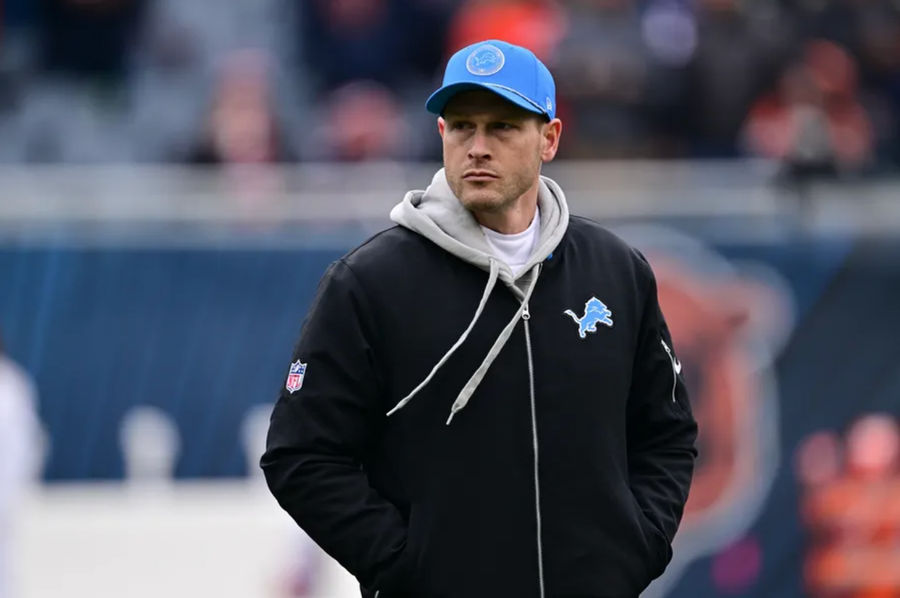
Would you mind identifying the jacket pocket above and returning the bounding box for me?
[371,505,426,597]
[627,492,670,583]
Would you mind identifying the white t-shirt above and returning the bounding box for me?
[481,209,541,276]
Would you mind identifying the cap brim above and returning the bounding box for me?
[425,82,548,118]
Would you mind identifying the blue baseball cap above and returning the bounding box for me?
[426,40,556,120]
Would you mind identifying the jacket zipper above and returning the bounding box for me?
[522,303,546,598]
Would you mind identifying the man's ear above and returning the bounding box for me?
[437,117,446,139]
[541,118,562,162]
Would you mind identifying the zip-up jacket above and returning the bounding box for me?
[262,170,698,598]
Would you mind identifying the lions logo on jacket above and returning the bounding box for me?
[564,297,614,338]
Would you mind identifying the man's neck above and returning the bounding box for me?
[472,183,540,234]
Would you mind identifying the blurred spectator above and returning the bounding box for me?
[446,0,567,62]
[639,0,698,69]
[187,50,295,164]
[787,0,900,170]
[0,330,42,598]
[742,40,874,177]
[851,1,900,170]
[0,0,898,166]
[686,0,792,156]
[305,79,410,161]
[552,0,652,158]
[637,0,699,156]
[299,0,451,96]
[796,415,900,597]
[38,0,146,81]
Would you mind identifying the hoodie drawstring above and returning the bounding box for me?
[445,263,539,425]
[386,258,501,417]
[386,260,541,426]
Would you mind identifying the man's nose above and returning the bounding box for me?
[467,128,491,161]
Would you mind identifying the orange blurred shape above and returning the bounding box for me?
[802,479,900,537]
[653,259,763,515]
[853,590,900,598]
[806,545,900,590]
[799,418,900,596]
[447,0,567,62]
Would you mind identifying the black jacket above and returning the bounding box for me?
[262,216,698,597]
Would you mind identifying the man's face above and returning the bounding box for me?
[439,90,559,214]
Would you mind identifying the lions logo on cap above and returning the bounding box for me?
[466,44,505,76]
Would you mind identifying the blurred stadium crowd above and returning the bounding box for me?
[0,0,899,174]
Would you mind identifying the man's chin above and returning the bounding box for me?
[460,192,507,214]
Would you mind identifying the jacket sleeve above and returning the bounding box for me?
[626,252,699,580]
[260,259,413,592]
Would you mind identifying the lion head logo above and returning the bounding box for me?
[466,44,506,76]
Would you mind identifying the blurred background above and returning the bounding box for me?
[1,0,900,596]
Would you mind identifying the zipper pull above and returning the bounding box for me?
[522,304,531,320]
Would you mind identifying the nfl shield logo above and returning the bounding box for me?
[286,360,307,393]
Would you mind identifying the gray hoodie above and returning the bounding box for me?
[386,168,570,424]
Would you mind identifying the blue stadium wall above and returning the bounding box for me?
[2,228,899,597]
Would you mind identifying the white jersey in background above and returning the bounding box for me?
[0,355,42,598]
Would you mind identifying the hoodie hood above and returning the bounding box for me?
[390,168,569,292]
[386,168,569,425]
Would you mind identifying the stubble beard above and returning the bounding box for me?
[448,156,542,215]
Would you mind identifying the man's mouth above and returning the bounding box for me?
[463,170,499,182]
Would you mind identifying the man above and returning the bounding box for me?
[262,40,698,598]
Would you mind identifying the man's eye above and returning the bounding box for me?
[450,122,472,130]
[494,123,515,131]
